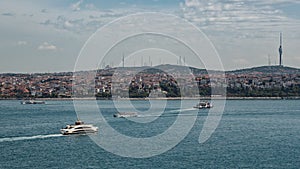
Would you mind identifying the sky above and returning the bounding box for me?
[0,0,300,73]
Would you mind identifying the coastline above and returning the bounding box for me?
[1,96,300,101]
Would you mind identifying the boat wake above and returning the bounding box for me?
[138,108,197,118]
[0,134,64,143]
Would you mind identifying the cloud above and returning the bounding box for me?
[39,9,131,34]
[85,3,96,10]
[17,41,28,46]
[253,0,300,5]
[41,15,89,33]
[38,42,57,51]
[180,0,300,39]
[181,0,283,24]
[178,0,300,70]
[41,9,47,13]
[71,0,83,11]
[2,12,15,16]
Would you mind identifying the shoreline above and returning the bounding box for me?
[1,96,300,101]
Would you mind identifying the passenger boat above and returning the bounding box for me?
[21,100,45,104]
[193,101,213,109]
[60,120,98,135]
[113,112,138,118]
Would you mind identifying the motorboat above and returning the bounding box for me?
[113,112,138,118]
[21,100,45,104]
[193,101,213,109]
[60,120,98,135]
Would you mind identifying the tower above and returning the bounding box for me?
[122,53,125,67]
[179,56,182,66]
[279,33,283,66]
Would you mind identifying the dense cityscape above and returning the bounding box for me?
[1,65,299,99]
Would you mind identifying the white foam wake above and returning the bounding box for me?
[138,108,197,117]
[0,134,64,143]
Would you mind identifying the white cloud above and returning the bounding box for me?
[254,0,300,5]
[178,0,300,70]
[181,0,283,25]
[1,0,299,72]
[71,0,83,11]
[180,0,300,39]
[17,41,27,45]
[39,9,135,34]
[38,42,57,51]
[64,20,74,28]
[85,3,96,10]
[184,0,201,8]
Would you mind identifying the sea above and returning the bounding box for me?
[0,99,300,168]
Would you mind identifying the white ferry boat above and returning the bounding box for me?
[193,101,213,109]
[21,100,45,104]
[60,120,98,135]
[113,112,138,118]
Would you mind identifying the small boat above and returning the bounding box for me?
[193,101,213,109]
[21,100,45,104]
[113,112,138,118]
[60,120,98,135]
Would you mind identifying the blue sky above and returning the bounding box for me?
[0,0,299,73]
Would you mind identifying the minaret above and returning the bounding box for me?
[279,33,283,66]
[179,56,182,66]
[122,53,125,67]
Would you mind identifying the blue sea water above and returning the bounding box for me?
[0,100,300,168]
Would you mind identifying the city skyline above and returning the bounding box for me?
[1,0,300,73]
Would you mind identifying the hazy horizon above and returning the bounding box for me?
[0,63,299,74]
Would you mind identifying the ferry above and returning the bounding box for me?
[113,112,138,118]
[60,120,98,135]
[21,100,45,104]
[193,101,213,109]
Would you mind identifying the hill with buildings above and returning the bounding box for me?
[0,65,299,99]
[227,66,300,75]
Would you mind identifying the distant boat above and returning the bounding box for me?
[21,100,45,104]
[113,112,138,118]
[60,120,98,135]
[193,101,213,109]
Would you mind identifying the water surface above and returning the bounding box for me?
[0,100,300,168]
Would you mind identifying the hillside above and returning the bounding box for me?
[227,66,300,75]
